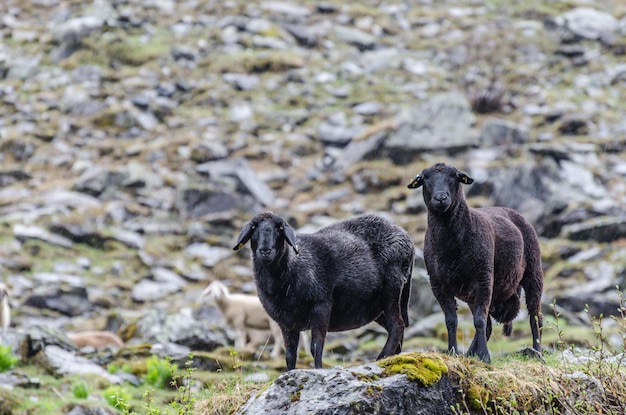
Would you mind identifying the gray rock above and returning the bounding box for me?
[14,224,74,248]
[24,286,92,317]
[51,16,105,43]
[133,308,226,351]
[196,158,275,207]
[283,24,320,47]
[260,2,310,18]
[334,25,378,50]
[409,249,438,320]
[49,222,107,248]
[37,190,101,210]
[64,404,119,415]
[329,129,389,175]
[317,122,363,147]
[481,118,529,146]
[177,185,255,219]
[0,371,40,390]
[236,357,457,415]
[562,7,619,40]
[558,113,591,135]
[385,92,477,163]
[360,48,402,72]
[0,170,31,187]
[73,167,126,198]
[131,278,183,303]
[109,227,144,249]
[352,101,382,116]
[561,215,626,242]
[184,243,232,267]
[35,345,121,383]
[489,158,611,236]
[21,325,80,358]
[223,73,260,91]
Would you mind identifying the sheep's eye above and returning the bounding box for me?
[251,225,256,229]
[279,226,284,231]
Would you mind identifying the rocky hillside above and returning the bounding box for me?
[1,0,626,412]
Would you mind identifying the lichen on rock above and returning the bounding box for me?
[377,351,448,387]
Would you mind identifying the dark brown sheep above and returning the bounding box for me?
[233,211,414,370]
[408,163,543,363]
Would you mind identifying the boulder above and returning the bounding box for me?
[236,352,457,415]
[385,93,477,164]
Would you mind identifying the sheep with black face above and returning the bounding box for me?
[408,163,543,363]
[234,211,414,370]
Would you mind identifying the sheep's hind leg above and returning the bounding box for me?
[376,283,406,358]
[309,304,331,369]
[374,312,404,357]
[522,276,543,354]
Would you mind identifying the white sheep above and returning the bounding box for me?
[0,283,10,330]
[199,280,283,358]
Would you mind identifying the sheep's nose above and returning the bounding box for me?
[259,248,271,256]
[434,192,448,202]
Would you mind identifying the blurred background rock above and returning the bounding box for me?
[0,0,625,365]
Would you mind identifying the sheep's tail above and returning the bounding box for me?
[400,264,412,327]
[491,292,520,335]
[503,322,513,337]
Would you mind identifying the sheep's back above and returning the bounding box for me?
[296,231,381,288]
[325,214,414,272]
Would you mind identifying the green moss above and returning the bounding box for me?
[377,352,448,387]
[466,383,491,409]
[352,372,379,382]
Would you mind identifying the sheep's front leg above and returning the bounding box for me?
[434,288,458,355]
[467,305,491,363]
[281,327,300,371]
[467,280,493,363]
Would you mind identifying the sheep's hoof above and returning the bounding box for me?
[517,347,544,362]
[465,349,491,364]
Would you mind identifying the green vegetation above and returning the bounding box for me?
[71,380,89,399]
[145,356,177,390]
[0,345,18,373]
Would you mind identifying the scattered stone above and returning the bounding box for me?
[562,7,619,40]
[385,92,477,164]
[481,117,529,146]
[196,158,275,207]
[34,345,122,383]
[14,224,73,248]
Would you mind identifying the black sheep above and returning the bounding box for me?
[233,211,414,370]
[408,163,543,363]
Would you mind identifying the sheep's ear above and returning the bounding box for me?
[457,172,474,185]
[407,174,424,189]
[233,222,255,250]
[282,224,299,255]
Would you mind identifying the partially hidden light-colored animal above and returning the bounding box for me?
[67,330,125,349]
[408,163,543,363]
[234,211,414,371]
[200,280,283,358]
[0,283,10,330]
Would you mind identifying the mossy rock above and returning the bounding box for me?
[377,352,448,387]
